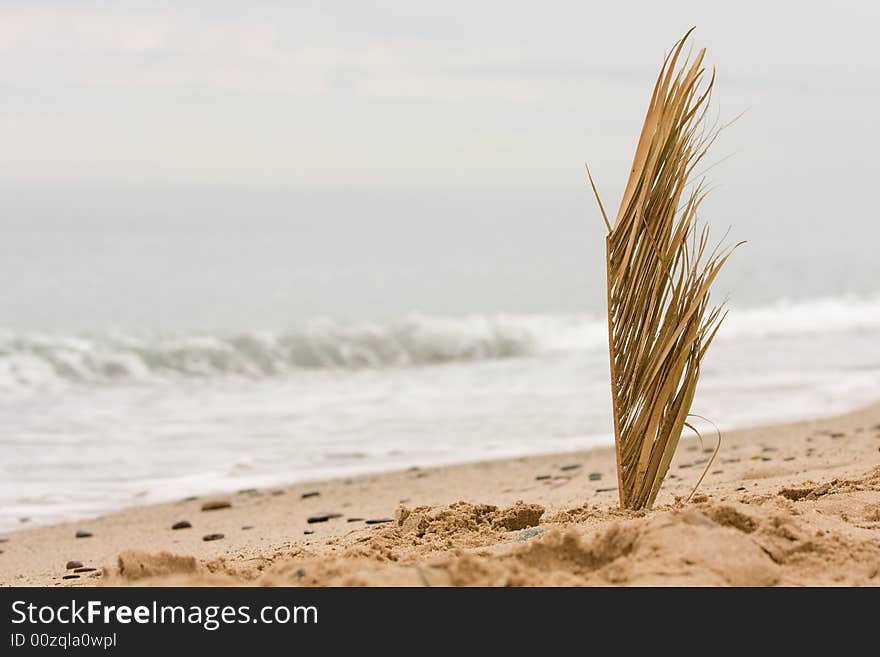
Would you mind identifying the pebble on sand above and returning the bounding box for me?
[202,533,224,542]
[66,560,83,570]
[75,530,93,539]
[62,574,80,580]
[346,518,365,523]
[535,475,552,481]
[560,464,581,471]
[303,530,314,535]
[307,513,342,523]
[596,486,618,493]
[301,491,320,499]
[201,500,231,511]
[171,521,192,530]
[73,567,97,573]
[365,518,394,525]
[588,472,602,481]
[241,525,254,530]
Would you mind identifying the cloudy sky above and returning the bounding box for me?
[2,0,878,194]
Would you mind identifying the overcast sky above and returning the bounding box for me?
[2,1,878,195]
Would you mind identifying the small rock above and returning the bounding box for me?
[65,560,83,570]
[346,518,364,523]
[535,475,552,481]
[365,518,394,525]
[303,530,314,535]
[73,567,96,573]
[762,446,778,452]
[703,447,715,453]
[238,488,258,495]
[736,486,747,491]
[75,530,92,539]
[293,568,306,579]
[182,496,198,502]
[241,525,254,530]
[560,464,581,471]
[515,527,545,542]
[307,513,342,524]
[200,500,231,511]
[301,491,320,499]
[202,533,224,542]
[678,463,693,469]
[62,574,80,580]
[596,486,618,493]
[830,432,844,438]
[588,472,602,481]
[783,456,795,462]
[171,521,192,530]
[19,517,30,523]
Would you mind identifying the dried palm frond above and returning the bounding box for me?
[587,29,740,510]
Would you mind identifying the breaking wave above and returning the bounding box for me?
[1,294,878,390]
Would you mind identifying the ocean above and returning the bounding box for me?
[2,186,879,529]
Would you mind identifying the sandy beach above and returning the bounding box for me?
[1,402,878,587]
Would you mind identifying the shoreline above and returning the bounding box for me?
[1,401,879,586]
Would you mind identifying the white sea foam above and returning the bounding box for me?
[0,294,877,392]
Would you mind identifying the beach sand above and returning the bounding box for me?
[2,403,879,587]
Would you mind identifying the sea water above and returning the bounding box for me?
[1,186,879,529]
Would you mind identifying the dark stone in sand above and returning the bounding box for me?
[703,447,715,453]
[294,568,306,579]
[760,456,772,461]
[535,475,552,480]
[19,517,30,523]
[722,458,741,464]
[588,472,602,481]
[202,533,224,542]
[66,560,83,570]
[201,500,231,511]
[515,527,544,542]
[301,491,320,499]
[736,486,747,491]
[762,446,779,452]
[783,456,796,462]
[830,432,845,438]
[560,464,581,471]
[75,530,93,539]
[307,513,342,524]
[303,530,314,535]
[62,575,80,580]
[0,538,8,543]
[596,486,618,493]
[238,488,258,495]
[73,567,97,573]
[415,472,428,478]
[241,525,254,530]
[171,520,192,530]
[346,518,364,523]
[686,446,698,452]
[365,518,394,525]
[678,463,693,469]
[183,496,199,502]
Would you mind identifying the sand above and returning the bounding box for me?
[2,403,879,587]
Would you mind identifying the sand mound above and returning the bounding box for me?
[99,468,880,587]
